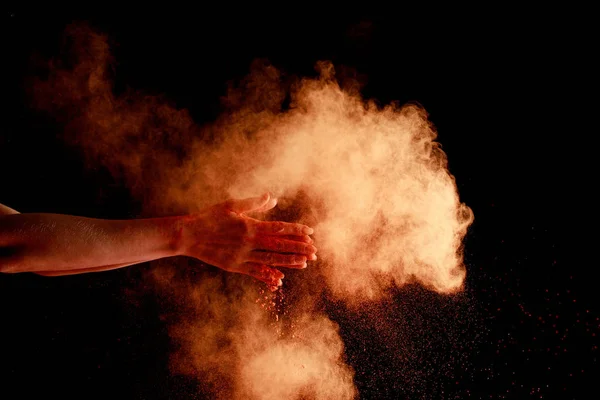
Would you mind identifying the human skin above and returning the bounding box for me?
[0,193,317,287]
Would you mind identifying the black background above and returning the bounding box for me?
[1,8,597,399]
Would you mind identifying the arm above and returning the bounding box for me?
[0,193,317,286]
[0,202,164,276]
[0,212,186,274]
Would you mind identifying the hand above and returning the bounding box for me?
[179,193,317,287]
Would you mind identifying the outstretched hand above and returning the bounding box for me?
[180,193,317,287]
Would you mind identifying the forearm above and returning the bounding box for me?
[34,262,142,276]
[0,213,184,274]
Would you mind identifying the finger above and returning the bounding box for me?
[252,237,317,255]
[280,234,313,244]
[247,251,307,267]
[252,220,314,236]
[244,263,284,286]
[276,262,308,270]
[226,193,271,214]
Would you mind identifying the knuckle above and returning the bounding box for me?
[273,221,285,233]
[271,255,281,264]
[283,255,294,264]
[274,239,284,251]
[263,252,274,263]
[279,255,290,265]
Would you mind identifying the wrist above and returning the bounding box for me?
[168,214,204,258]
[168,215,188,257]
[145,215,190,258]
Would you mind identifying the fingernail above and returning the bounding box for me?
[310,254,317,261]
[301,262,307,269]
[303,227,314,235]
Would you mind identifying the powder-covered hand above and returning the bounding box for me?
[180,193,317,287]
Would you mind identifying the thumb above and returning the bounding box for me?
[227,193,275,214]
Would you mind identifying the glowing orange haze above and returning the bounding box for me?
[31,24,473,399]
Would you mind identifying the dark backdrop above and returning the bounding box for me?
[1,8,597,399]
